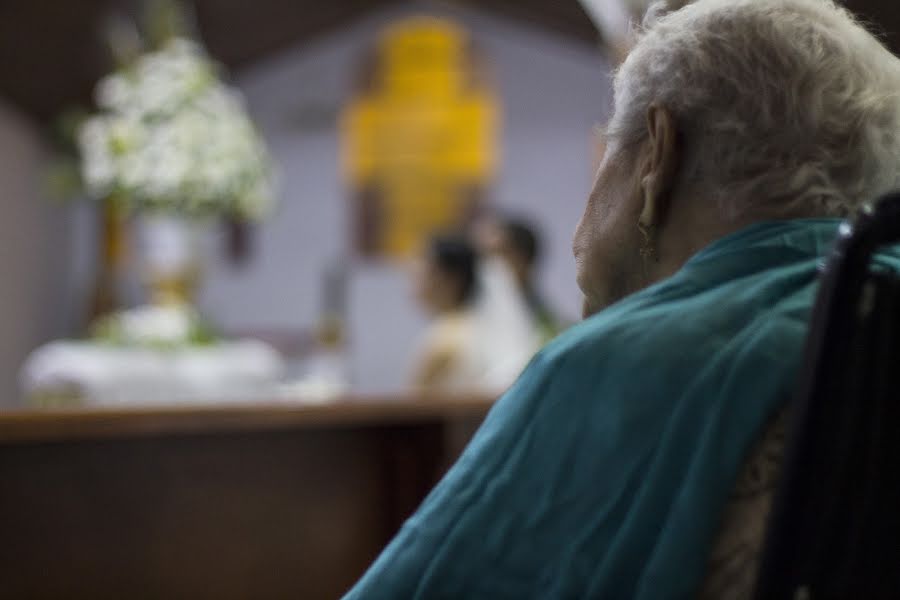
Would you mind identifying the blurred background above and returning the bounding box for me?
[2,2,900,597]
[1,0,898,407]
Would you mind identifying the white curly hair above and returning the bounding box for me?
[607,0,900,218]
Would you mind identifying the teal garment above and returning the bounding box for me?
[346,219,900,599]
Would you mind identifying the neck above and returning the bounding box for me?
[653,194,763,282]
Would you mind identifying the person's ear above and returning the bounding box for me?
[638,104,679,229]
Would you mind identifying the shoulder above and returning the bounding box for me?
[524,275,813,398]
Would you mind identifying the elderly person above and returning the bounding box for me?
[346,0,900,597]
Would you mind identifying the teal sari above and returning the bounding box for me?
[346,219,900,599]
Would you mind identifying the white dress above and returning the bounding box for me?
[416,258,542,392]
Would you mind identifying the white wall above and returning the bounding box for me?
[199,3,613,391]
[0,101,70,406]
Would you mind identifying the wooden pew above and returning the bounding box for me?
[0,394,494,599]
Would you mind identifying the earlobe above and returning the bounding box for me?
[639,174,657,227]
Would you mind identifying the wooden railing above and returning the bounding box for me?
[0,394,495,599]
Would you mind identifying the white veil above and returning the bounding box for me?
[468,256,543,389]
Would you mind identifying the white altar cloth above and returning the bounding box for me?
[21,340,284,406]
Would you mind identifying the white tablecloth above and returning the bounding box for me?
[21,340,284,406]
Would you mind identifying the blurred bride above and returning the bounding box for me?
[411,232,541,392]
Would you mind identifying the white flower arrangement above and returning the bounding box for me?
[77,37,274,220]
[90,302,216,348]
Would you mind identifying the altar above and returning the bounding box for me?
[0,393,494,598]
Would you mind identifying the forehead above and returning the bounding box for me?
[595,125,609,153]
[595,126,639,180]
[592,125,611,176]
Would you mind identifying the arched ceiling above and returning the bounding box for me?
[0,0,597,122]
[0,0,895,123]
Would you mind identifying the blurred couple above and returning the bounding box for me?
[411,216,564,391]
